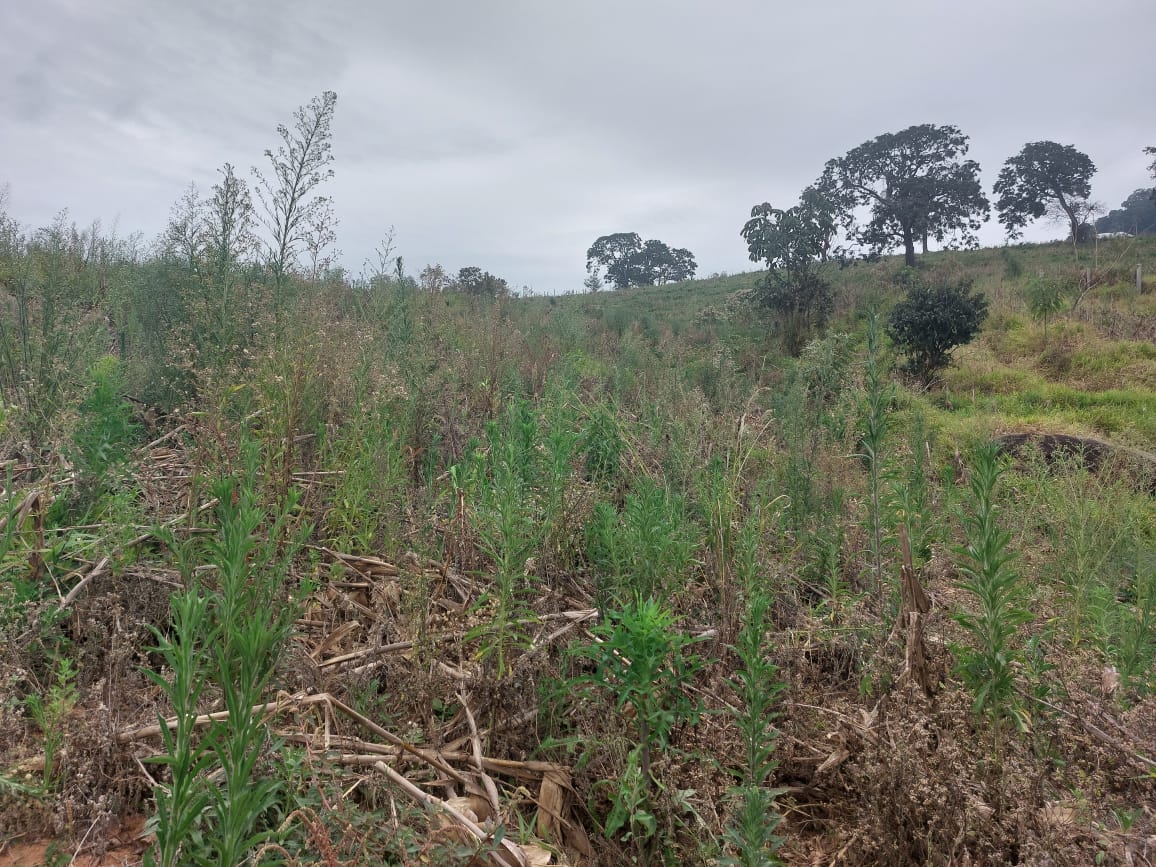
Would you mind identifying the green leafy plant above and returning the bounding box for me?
[454,401,548,677]
[720,533,786,865]
[1000,246,1023,279]
[1042,459,1144,650]
[951,442,1031,730]
[143,589,217,867]
[586,477,695,605]
[24,655,78,791]
[201,449,308,866]
[467,435,543,678]
[144,437,310,866]
[1095,540,1156,694]
[887,273,988,382]
[740,189,838,356]
[1022,275,1070,342]
[883,407,936,570]
[573,598,705,842]
[579,403,624,484]
[69,355,140,516]
[857,310,893,607]
[323,401,409,552]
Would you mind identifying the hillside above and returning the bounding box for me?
[2,233,1155,866]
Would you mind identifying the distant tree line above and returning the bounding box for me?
[1095,189,1156,235]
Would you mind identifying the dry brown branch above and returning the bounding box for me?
[0,487,44,536]
[137,424,188,453]
[897,524,932,696]
[372,760,527,867]
[1025,691,1156,772]
[53,498,219,614]
[460,688,502,821]
[117,691,326,743]
[309,546,401,577]
[324,694,471,787]
[55,556,111,611]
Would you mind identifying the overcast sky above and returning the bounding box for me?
[3,0,1153,293]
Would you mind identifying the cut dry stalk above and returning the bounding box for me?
[460,688,502,821]
[54,498,219,613]
[372,760,527,867]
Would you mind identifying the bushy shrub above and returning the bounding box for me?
[757,270,834,357]
[887,274,988,381]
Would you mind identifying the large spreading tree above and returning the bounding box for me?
[586,233,696,289]
[993,141,1096,242]
[816,123,989,267]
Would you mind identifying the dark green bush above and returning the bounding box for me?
[887,275,988,381]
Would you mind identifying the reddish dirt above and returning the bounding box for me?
[0,816,148,867]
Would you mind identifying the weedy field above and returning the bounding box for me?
[1,227,1155,865]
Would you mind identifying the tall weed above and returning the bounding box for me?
[952,443,1031,730]
[586,477,696,605]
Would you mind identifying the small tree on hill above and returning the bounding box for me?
[741,188,838,355]
[419,263,448,293]
[454,266,509,298]
[1022,275,1069,343]
[994,141,1096,245]
[887,273,988,382]
[586,232,697,289]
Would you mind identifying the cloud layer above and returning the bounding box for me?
[3,0,1152,291]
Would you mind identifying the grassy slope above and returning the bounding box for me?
[539,236,1156,452]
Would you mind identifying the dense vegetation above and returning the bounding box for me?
[1096,189,1156,236]
[2,99,1156,866]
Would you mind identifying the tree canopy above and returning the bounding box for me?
[741,188,837,272]
[993,141,1096,242]
[453,266,509,297]
[586,233,696,289]
[816,123,989,267]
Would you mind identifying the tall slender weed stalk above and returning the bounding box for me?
[952,443,1031,732]
[146,438,310,865]
[586,477,695,605]
[721,518,786,866]
[461,404,545,678]
[68,355,140,517]
[143,589,217,867]
[24,655,78,792]
[857,311,892,608]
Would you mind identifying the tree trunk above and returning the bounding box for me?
[1057,195,1080,245]
[903,229,917,267]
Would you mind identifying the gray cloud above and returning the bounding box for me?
[2,0,1153,292]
